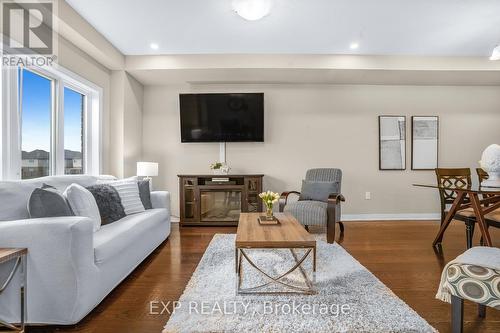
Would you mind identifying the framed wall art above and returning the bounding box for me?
[411,116,439,170]
[379,116,406,170]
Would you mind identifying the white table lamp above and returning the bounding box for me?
[137,162,158,182]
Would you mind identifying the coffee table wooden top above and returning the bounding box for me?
[0,248,27,265]
[236,213,316,248]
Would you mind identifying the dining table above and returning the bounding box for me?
[413,182,500,247]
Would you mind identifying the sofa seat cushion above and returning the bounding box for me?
[284,200,327,227]
[93,208,168,264]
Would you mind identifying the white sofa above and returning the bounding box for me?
[0,175,171,325]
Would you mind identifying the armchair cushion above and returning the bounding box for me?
[284,200,328,226]
[299,180,339,202]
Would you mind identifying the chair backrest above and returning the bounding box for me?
[476,168,494,201]
[476,168,489,182]
[435,168,471,211]
[305,168,342,192]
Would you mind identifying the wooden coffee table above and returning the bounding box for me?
[235,212,316,295]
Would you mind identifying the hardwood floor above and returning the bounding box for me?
[28,221,500,333]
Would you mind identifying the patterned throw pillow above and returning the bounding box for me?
[86,184,126,225]
[99,180,145,215]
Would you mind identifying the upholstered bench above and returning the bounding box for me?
[436,246,500,333]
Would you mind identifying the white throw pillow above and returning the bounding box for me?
[64,183,101,232]
[98,179,145,215]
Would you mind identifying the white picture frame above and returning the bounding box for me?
[411,116,439,170]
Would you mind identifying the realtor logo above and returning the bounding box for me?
[2,1,53,55]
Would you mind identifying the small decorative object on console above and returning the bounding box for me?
[210,162,230,175]
[258,190,280,223]
[479,144,500,187]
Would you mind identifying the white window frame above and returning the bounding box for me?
[1,63,102,180]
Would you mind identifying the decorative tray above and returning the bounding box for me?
[258,216,280,225]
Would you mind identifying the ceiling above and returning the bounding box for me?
[65,0,500,57]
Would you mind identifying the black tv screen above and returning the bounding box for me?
[179,93,264,142]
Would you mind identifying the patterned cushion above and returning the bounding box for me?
[443,263,500,309]
[284,200,328,226]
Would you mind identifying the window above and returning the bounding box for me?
[1,64,101,180]
[63,87,85,175]
[20,69,53,179]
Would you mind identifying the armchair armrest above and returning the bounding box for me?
[279,191,301,212]
[150,191,171,211]
[327,193,346,244]
[328,193,345,204]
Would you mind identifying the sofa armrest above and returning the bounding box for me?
[151,191,171,211]
[0,217,98,323]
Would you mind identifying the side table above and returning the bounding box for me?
[0,248,27,332]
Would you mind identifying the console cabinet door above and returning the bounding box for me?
[244,177,263,213]
[180,177,199,223]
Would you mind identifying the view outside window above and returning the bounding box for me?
[64,87,85,174]
[21,69,52,179]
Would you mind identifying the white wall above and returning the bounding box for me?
[109,71,144,178]
[142,83,500,218]
[123,73,144,177]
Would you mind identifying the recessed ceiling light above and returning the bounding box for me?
[350,42,359,50]
[150,43,159,50]
[490,45,500,60]
[232,0,273,21]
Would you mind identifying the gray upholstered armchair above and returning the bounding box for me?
[279,168,345,243]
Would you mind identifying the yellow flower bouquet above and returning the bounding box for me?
[259,190,280,219]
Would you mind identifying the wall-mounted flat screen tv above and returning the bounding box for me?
[179,93,264,142]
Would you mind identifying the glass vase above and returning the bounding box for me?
[266,206,274,220]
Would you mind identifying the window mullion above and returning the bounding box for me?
[54,80,64,175]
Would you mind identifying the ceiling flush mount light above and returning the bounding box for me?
[490,45,500,60]
[150,43,159,50]
[232,0,273,21]
[350,42,359,50]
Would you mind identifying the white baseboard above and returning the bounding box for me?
[169,214,439,223]
[341,213,440,221]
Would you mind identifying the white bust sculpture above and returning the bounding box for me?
[479,144,500,187]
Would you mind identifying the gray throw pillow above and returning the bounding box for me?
[86,184,126,225]
[137,180,152,210]
[28,184,73,218]
[299,180,339,202]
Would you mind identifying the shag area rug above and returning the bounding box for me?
[163,234,436,332]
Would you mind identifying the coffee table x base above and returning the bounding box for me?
[235,246,316,295]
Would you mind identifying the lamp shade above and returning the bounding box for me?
[137,162,158,177]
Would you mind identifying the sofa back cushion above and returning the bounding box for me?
[0,175,116,221]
